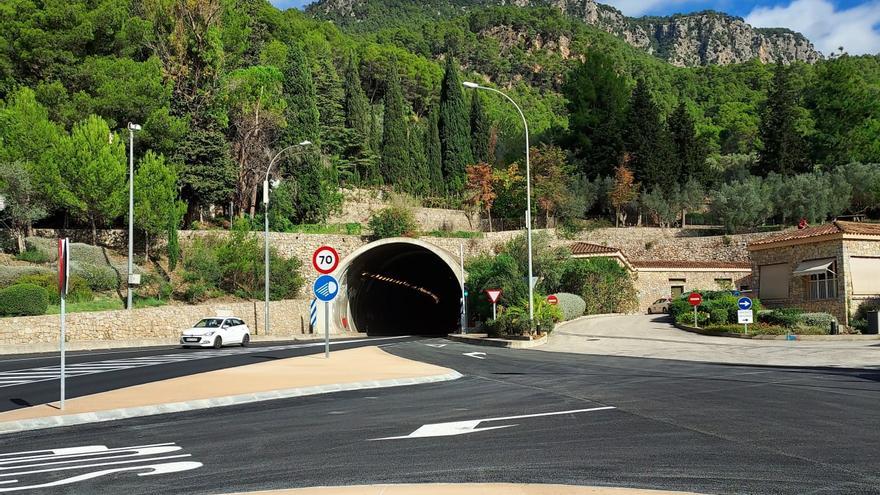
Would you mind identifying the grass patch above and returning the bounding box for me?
[704,323,828,336]
[45,296,167,315]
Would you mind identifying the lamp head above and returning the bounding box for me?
[128,123,142,131]
[462,82,480,89]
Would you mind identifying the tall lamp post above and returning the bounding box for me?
[263,140,312,335]
[462,82,534,326]
[127,122,142,311]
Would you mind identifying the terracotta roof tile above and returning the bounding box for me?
[631,260,752,270]
[748,221,880,247]
[570,242,620,255]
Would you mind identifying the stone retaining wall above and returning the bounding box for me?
[0,299,317,351]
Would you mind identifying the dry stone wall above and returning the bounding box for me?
[0,299,317,353]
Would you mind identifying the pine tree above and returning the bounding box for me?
[313,56,346,155]
[623,80,673,191]
[439,57,472,194]
[343,53,371,152]
[758,64,809,176]
[381,61,411,189]
[470,92,490,163]
[563,52,628,178]
[668,102,709,185]
[426,106,444,195]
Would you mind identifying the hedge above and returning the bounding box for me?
[552,292,586,321]
[0,283,49,316]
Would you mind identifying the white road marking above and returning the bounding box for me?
[424,343,447,348]
[0,336,408,388]
[372,406,617,440]
[463,352,486,359]
[0,442,202,492]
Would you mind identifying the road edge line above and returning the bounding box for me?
[0,371,464,436]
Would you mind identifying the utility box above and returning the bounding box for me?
[867,311,879,335]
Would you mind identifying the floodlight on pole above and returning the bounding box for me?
[263,140,313,335]
[126,122,142,311]
[462,81,535,327]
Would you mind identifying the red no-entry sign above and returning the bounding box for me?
[547,295,559,305]
[688,292,703,306]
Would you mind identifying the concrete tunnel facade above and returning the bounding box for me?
[328,238,465,336]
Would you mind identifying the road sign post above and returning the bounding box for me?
[58,238,70,410]
[313,274,339,358]
[688,292,703,328]
[486,289,502,321]
[737,297,753,334]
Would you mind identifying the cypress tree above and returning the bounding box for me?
[623,79,673,190]
[758,64,809,176]
[470,92,490,163]
[312,56,346,155]
[381,61,411,189]
[343,53,371,152]
[426,106,444,195]
[668,102,708,185]
[439,57,472,194]
[409,120,430,196]
[281,43,324,223]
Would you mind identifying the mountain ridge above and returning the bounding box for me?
[307,0,821,67]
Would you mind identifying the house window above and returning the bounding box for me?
[808,269,837,300]
[715,278,733,289]
[669,279,686,298]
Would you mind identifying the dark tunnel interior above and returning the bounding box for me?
[345,243,461,336]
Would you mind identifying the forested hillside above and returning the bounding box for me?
[0,0,877,248]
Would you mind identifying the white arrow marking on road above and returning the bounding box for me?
[371,406,616,440]
[424,343,447,348]
[463,352,486,359]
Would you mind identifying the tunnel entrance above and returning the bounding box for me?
[340,240,462,336]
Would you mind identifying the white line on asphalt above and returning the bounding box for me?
[463,352,486,359]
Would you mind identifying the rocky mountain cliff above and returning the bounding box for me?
[308,0,821,66]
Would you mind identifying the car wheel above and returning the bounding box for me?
[213,336,223,349]
[647,308,653,314]
[662,307,669,314]
[241,334,250,347]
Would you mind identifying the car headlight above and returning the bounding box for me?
[205,331,215,337]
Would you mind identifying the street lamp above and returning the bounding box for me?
[263,140,312,335]
[126,122,142,311]
[463,82,535,327]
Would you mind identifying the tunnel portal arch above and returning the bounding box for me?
[331,238,464,336]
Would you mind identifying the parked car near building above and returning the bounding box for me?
[647,297,673,314]
[181,317,251,348]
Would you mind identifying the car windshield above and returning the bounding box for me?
[655,299,666,304]
[194,318,225,328]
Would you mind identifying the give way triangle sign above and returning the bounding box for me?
[485,289,502,304]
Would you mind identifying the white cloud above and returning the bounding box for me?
[746,0,880,55]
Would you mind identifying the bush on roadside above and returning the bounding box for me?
[710,307,729,325]
[552,292,586,321]
[558,257,637,314]
[0,265,53,288]
[15,246,49,264]
[73,263,119,292]
[800,312,837,329]
[368,206,418,239]
[484,312,530,337]
[760,308,803,328]
[0,283,49,316]
[16,273,93,304]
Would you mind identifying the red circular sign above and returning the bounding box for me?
[312,246,340,274]
[546,295,559,305]
[687,292,703,306]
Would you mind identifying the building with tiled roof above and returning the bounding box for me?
[747,221,880,325]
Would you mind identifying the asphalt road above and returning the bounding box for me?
[0,336,414,413]
[3,338,880,494]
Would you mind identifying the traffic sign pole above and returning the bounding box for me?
[313,272,339,359]
[492,302,496,320]
[324,301,329,358]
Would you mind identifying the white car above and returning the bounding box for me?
[180,317,251,349]
[647,297,673,314]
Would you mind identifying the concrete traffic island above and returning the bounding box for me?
[0,346,461,434]
[223,484,703,495]
[447,332,548,348]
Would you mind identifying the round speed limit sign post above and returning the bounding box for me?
[313,246,340,274]
[312,246,340,357]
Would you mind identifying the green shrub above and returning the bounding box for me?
[465,253,528,322]
[269,255,304,300]
[368,206,418,239]
[485,312,530,337]
[553,292,586,321]
[0,265,54,288]
[760,308,803,328]
[710,307,729,325]
[0,283,49,316]
[559,257,638,314]
[73,263,119,291]
[15,247,49,264]
[676,310,710,327]
[16,273,93,304]
[183,283,209,303]
[800,312,837,328]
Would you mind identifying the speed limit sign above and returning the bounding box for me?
[312,246,339,274]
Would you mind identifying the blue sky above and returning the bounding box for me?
[271,0,880,55]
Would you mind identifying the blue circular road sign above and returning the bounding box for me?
[313,274,339,302]
[737,297,753,310]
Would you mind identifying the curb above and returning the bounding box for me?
[0,371,463,436]
[674,323,880,341]
[446,333,547,349]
